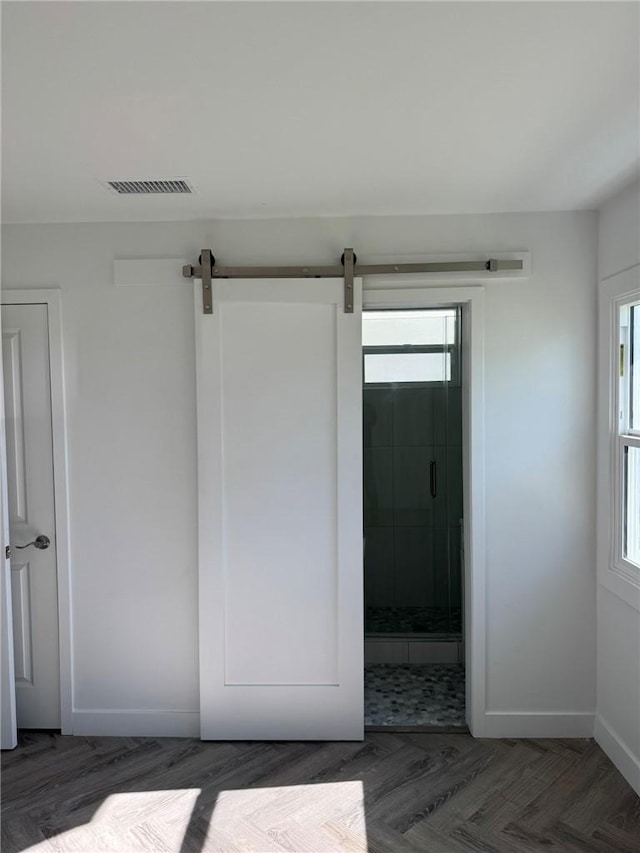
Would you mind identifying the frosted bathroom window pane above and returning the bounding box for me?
[363,310,456,347]
[364,352,451,384]
[620,302,640,434]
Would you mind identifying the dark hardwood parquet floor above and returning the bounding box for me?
[1,730,638,852]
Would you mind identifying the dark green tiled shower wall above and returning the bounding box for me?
[363,385,463,619]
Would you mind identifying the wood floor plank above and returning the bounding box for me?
[562,763,635,834]
[484,822,567,853]
[1,816,55,853]
[361,820,425,853]
[450,823,516,853]
[604,785,640,834]
[366,742,498,832]
[410,740,537,835]
[466,791,522,833]
[321,819,369,852]
[401,819,487,853]
[548,821,622,853]
[593,822,640,853]
[514,742,608,834]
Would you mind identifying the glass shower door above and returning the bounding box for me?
[363,308,462,637]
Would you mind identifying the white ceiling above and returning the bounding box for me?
[2,1,639,224]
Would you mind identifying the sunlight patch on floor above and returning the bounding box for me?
[207,781,368,852]
[23,789,202,852]
[21,782,367,852]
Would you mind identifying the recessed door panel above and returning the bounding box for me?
[10,561,33,684]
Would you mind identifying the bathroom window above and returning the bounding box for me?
[618,301,640,570]
[364,350,451,384]
[363,309,459,386]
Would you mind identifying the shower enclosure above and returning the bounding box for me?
[363,308,463,646]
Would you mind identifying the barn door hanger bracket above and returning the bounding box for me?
[341,248,355,314]
[186,249,215,314]
[183,249,524,315]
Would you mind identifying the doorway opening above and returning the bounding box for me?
[363,307,465,729]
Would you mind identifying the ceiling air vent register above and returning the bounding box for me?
[105,179,194,195]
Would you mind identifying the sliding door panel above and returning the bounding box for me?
[196,278,362,740]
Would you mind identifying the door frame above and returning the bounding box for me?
[1,322,18,747]
[363,284,486,736]
[1,289,73,736]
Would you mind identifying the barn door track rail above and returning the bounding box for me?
[183,249,524,314]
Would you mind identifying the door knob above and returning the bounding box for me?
[15,535,50,551]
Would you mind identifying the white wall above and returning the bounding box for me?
[596,179,640,792]
[1,210,597,736]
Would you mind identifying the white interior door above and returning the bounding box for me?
[196,277,363,740]
[2,303,60,728]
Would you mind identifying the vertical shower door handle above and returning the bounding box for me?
[430,460,437,498]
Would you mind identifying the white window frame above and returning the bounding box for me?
[597,266,640,610]
[616,300,640,572]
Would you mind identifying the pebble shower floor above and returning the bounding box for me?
[364,663,466,727]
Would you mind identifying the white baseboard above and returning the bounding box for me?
[594,714,640,795]
[482,711,594,738]
[72,709,200,738]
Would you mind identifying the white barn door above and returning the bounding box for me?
[195,277,363,740]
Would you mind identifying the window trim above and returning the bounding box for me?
[612,297,640,579]
[597,266,640,611]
